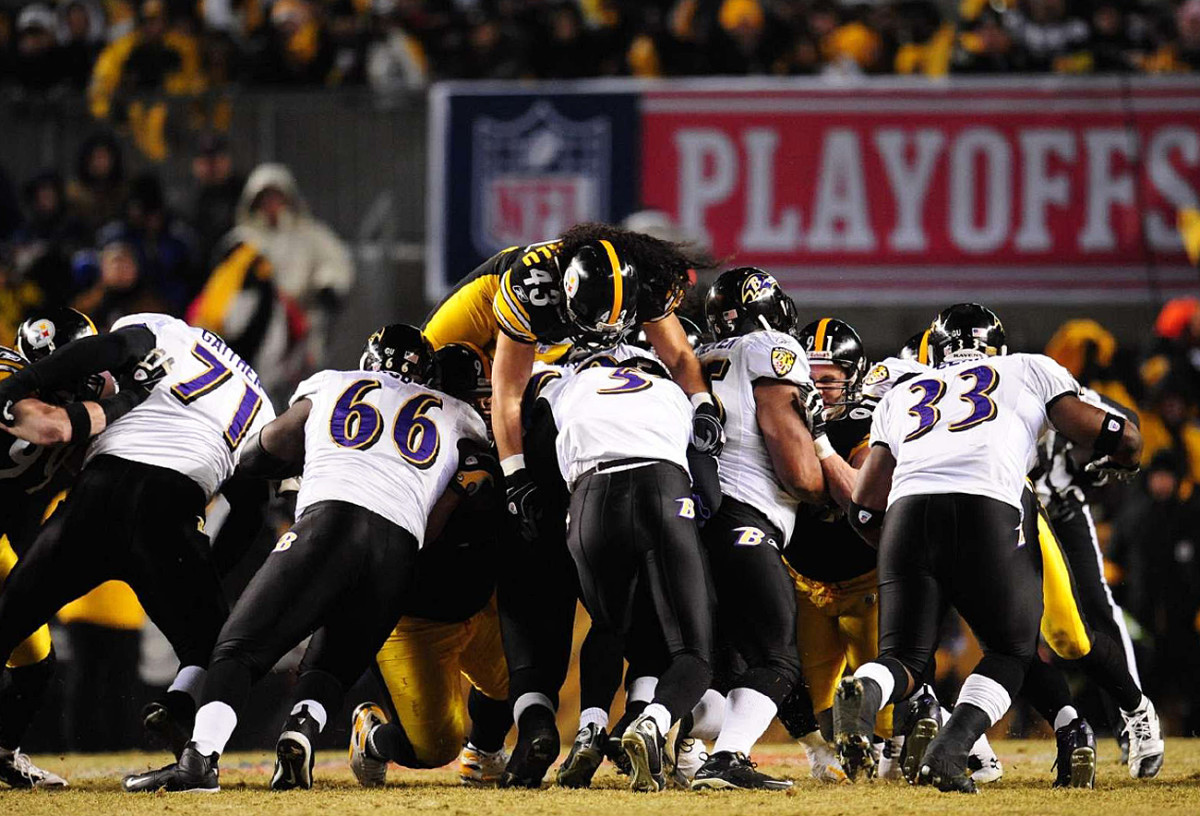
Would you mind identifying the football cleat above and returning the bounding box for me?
[122,742,218,793]
[917,753,977,794]
[621,714,666,792]
[833,677,880,781]
[900,689,942,784]
[0,748,67,789]
[878,735,905,780]
[141,692,195,760]
[460,742,509,787]
[800,731,849,784]
[967,740,1004,785]
[499,711,558,789]
[271,707,319,791]
[669,735,706,788]
[349,703,388,788]
[606,731,632,776]
[556,723,607,789]
[1121,697,1164,779]
[1053,717,1096,789]
[691,751,793,791]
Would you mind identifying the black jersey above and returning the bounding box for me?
[784,406,878,583]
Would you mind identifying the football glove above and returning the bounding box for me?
[1083,456,1139,483]
[125,348,173,394]
[691,395,726,457]
[505,467,542,542]
[796,381,827,440]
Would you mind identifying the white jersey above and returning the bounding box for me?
[696,330,812,544]
[536,358,692,489]
[861,356,931,402]
[87,313,276,498]
[870,353,1081,511]
[291,369,487,544]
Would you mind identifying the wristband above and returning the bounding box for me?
[100,389,142,426]
[501,453,526,477]
[1093,412,1126,456]
[814,434,836,461]
[690,392,715,410]
[64,401,93,443]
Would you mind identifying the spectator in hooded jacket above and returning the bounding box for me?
[67,132,128,237]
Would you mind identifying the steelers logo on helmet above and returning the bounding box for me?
[27,319,55,350]
[562,240,640,347]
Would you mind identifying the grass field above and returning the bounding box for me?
[5,739,1200,816]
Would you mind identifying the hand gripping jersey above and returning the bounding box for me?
[532,355,692,490]
[87,314,276,498]
[695,330,813,545]
[290,369,488,544]
[870,353,1081,511]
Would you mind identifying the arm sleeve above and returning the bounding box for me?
[742,331,811,386]
[5,326,156,400]
[1025,354,1082,408]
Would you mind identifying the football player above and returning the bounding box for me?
[838,304,1144,793]
[0,308,170,788]
[688,268,825,791]
[348,343,512,788]
[423,223,722,784]
[0,311,250,778]
[525,335,718,793]
[123,325,489,793]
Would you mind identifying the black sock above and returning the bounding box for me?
[369,722,421,766]
[653,653,711,724]
[0,649,56,751]
[612,700,648,739]
[517,702,557,740]
[467,688,512,753]
[817,708,833,742]
[579,627,624,714]
[927,704,991,770]
[1079,633,1142,712]
[777,682,819,740]
[1021,657,1075,728]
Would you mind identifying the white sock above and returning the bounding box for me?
[940,706,954,723]
[956,674,1012,726]
[192,701,237,756]
[853,662,895,710]
[513,692,554,724]
[1121,695,1148,716]
[291,700,327,732]
[579,707,608,731]
[628,676,658,704]
[642,703,672,734]
[712,687,777,756]
[969,731,991,755]
[1053,705,1080,731]
[168,666,207,705]
[690,689,726,741]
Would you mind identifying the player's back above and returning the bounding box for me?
[293,369,487,545]
[696,329,810,542]
[86,314,275,498]
[539,358,692,488]
[874,352,1080,510]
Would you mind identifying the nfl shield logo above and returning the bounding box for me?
[472,102,611,255]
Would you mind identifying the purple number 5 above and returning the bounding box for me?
[171,342,264,451]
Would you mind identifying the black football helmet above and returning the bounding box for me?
[630,315,705,351]
[16,307,103,401]
[927,304,1007,367]
[16,307,97,362]
[360,324,435,384]
[435,342,492,429]
[899,329,932,365]
[705,267,794,340]
[796,318,867,420]
[561,240,640,347]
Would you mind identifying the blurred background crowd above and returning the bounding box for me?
[1,0,1200,753]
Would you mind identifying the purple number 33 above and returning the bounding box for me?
[905,365,1000,442]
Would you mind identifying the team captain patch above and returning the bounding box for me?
[771,347,797,377]
[864,363,890,386]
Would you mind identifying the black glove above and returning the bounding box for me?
[797,381,827,441]
[505,467,542,542]
[691,395,726,457]
[1083,456,1139,484]
[121,348,173,395]
[687,446,722,526]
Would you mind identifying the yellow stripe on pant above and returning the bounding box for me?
[374,595,509,768]
[0,536,52,668]
[1035,502,1093,660]
[790,567,892,736]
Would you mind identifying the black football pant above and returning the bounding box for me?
[702,498,801,706]
[567,462,714,723]
[201,500,418,725]
[876,494,1041,705]
[0,455,227,673]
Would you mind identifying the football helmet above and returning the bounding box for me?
[705,267,794,340]
[360,324,435,384]
[796,318,867,420]
[927,303,1007,367]
[899,330,932,365]
[630,315,705,351]
[15,307,103,401]
[435,342,492,427]
[561,240,640,347]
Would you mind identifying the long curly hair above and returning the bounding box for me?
[558,222,715,314]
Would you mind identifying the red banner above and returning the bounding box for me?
[641,78,1200,301]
